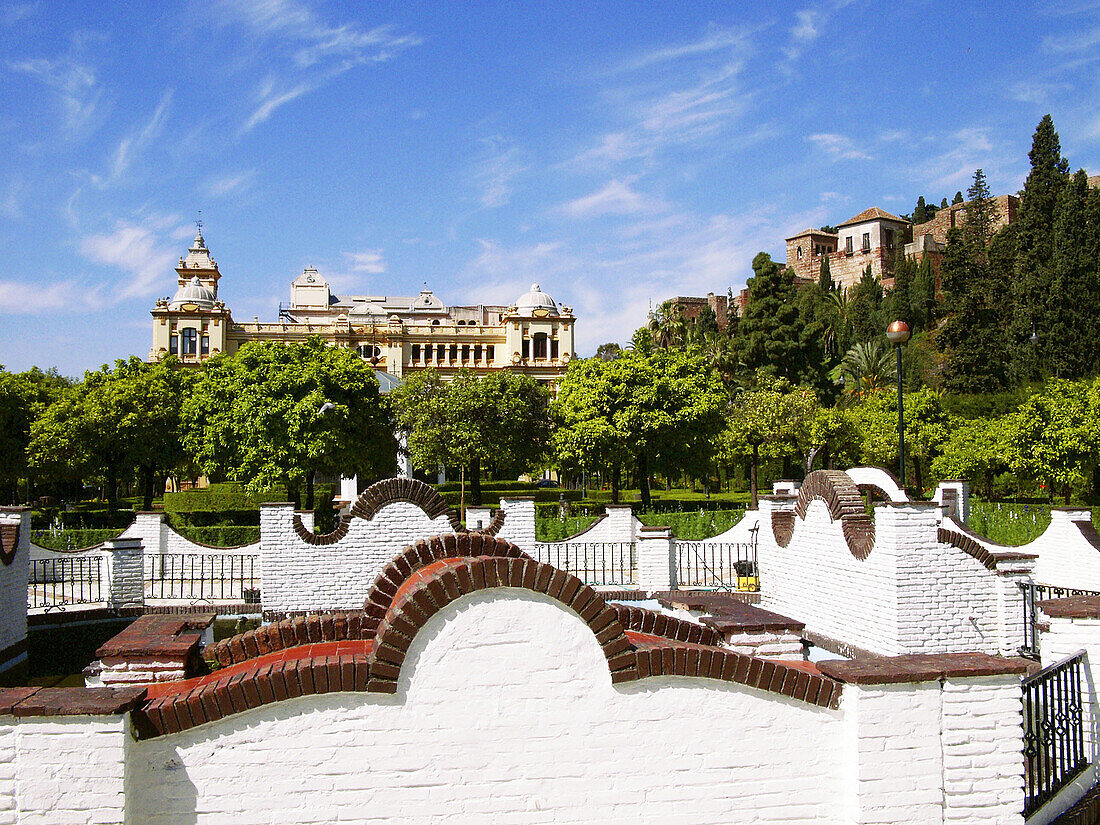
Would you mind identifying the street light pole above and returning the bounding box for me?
[886,320,911,487]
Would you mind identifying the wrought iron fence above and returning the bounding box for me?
[144,554,261,604]
[532,543,636,586]
[674,540,758,591]
[1023,650,1089,817]
[29,555,104,610]
[1019,582,1100,659]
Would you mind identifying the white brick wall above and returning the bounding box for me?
[103,539,144,610]
[561,505,639,544]
[0,510,29,673]
[260,501,457,613]
[129,590,847,824]
[0,716,130,825]
[760,499,1020,657]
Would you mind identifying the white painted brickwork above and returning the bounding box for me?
[0,716,129,825]
[562,505,639,544]
[636,528,674,591]
[103,539,144,610]
[0,510,28,673]
[491,498,536,552]
[722,630,804,658]
[759,499,1022,657]
[260,501,457,613]
[130,590,848,824]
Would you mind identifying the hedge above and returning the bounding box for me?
[170,525,261,548]
[434,480,541,494]
[30,528,127,551]
[164,488,281,513]
[441,489,582,506]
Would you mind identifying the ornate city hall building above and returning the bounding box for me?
[150,230,577,387]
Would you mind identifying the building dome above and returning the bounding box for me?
[169,276,216,310]
[515,283,558,315]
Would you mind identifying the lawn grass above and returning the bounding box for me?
[967,501,1100,546]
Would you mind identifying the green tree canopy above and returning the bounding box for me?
[182,339,395,506]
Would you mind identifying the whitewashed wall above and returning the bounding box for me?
[130,590,847,824]
[0,508,29,675]
[759,498,1027,657]
[260,501,456,613]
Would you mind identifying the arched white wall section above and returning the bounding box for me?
[845,466,908,503]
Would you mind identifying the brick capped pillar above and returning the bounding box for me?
[822,653,1027,825]
[935,479,971,524]
[497,497,536,552]
[103,537,144,610]
[130,511,166,555]
[636,525,674,591]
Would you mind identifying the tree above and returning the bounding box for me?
[649,300,689,349]
[595,343,622,361]
[839,340,894,398]
[731,253,827,388]
[1004,378,1100,503]
[818,254,834,291]
[912,196,930,224]
[847,265,884,344]
[1011,114,1071,379]
[183,339,395,507]
[723,374,793,508]
[952,191,964,205]
[910,255,937,332]
[552,349,726,507]
[1048,169,1100,378]
[390,368,549,507]
[931,417,1011,498]
[852,388,949,493]
[886,251,915,326]
[692,304,720,343]
[937,169,1011,392]
[0,367,73,503]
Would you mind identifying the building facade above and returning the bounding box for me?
[150,231,577,389]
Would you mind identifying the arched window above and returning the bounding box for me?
[796,245,803,260]
[431,319,440,326]
[181,328,197,355]
[169,334,178,355]
[533,332,548,359]
[357,344,381,360]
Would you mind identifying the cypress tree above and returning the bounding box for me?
[937,169,1011,391]
[911,256,937,331]
[952,191,964,205]
[887,251,914,326]
[731,253,826,388]
[913,196,929,224]
[1010,114,1070,378]
[847,265,884,343]
[1049,170,1100,377]
[819,254,834,291]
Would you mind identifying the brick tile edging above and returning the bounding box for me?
[610,603,724,648]
[772,470,874,559]
[0,524,18,565]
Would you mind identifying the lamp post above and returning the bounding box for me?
[886,320,911,487]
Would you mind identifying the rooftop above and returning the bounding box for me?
[837,207,908,228]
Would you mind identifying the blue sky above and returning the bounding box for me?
[3,1,1100,376]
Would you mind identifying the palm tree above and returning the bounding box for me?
[823,289,851,358]
[840,340,893,398]
[649,300,689,349]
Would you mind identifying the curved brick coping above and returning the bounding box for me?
[212,611,374,667]
[936,527,1037,571]
[771,470,874,559]
[0,685,146,717]
[478,508,507,536]
[818,652,1029,685]
[291,513,353,545]
[610,603,724,647]
[350,477,462,529]
[362,533,532,627]
[0,524,18,565]
[1077,520,1100,550]
[1037,595,1100,620]
[367,554,840,708]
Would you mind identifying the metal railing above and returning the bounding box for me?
[29,556,105,610]
[1023,650,1089,817]
[675,540,758,591]
[1019,583,1100,659]
[532,543,636,586]
[144,554,261,604]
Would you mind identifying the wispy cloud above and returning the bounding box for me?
[807,133,873,161]
[572,26,753,169]
[110,88,173,181]
[344,249,386,274]
[0,3,36,26]
[916,127,994,189]
[472,137,526,208]
[561,180,664,218]
[782,2,855,64]
[79,220,184,299]
[1042,27,1100,54]
[0,279,88,314]
[203,170,255,198]
[8,53,106,139]
[221,0,421,133]
[1007,80,1071,104]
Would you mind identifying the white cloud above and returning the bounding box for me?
[0,279,86,313]
[791,9,820,43]
[221,0,421,132]
[79,221,183,299]
[1042,27,1100,54]
[0,3,36,26]
[203,170,255,198]
[8,54,105,138]
[561,180,664,218]
[110,88,173,181]
[244,78,311,132]
[344,249,386,274]
[472,137,526,208]
[916,127,994,189]
[807,133,873,161]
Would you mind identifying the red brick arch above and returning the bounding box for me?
[772,470,875,559]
